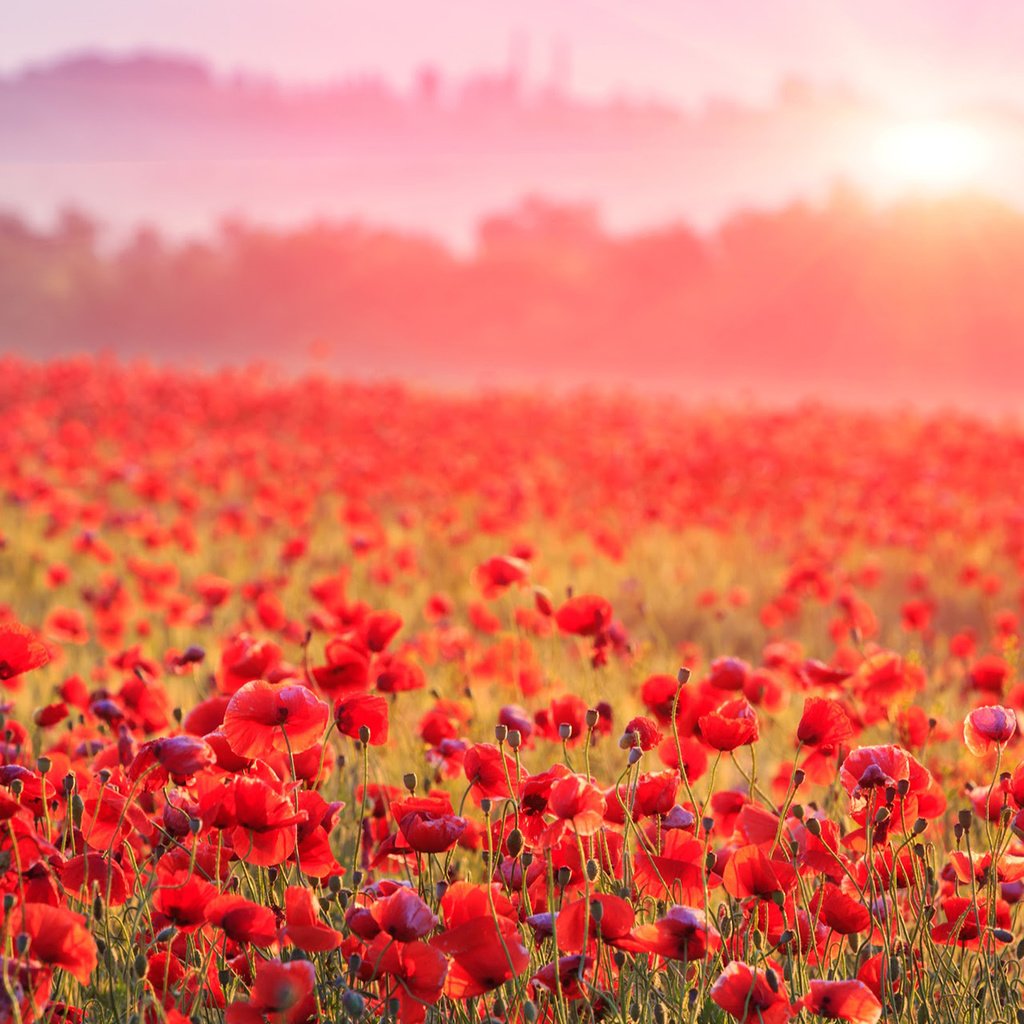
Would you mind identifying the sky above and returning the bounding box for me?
[3,1,1023,111]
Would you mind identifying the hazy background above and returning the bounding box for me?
[3,2,1023,407]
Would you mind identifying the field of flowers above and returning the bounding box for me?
[3,356,1024,1024]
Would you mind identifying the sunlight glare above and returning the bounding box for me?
[871,117,993,192]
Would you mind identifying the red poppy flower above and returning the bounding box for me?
[711,961,791,1024]
[206,893,278,946]
[311,639,370,694]
[475,555,530,596]
[358,934,447,1021]
[60,853,130,906]
[699,698,760,751]
[0,621,49,685]
[154,870,220,931]
[963,705,1016,756]
[463,743,515,801]
[226,776,308,867]
[617,905,719,961]
[722,844,798,901]
[531,956,593,1001]
[333,692,389,745]
[369,886,437,942]
[393,794,468,853]
[547,774,606,837]
[360,610,403,652]
[798,697,855,752]
[225,958,316,1024]
[810,883,870,935]
[10,904,98,985]
[556,894,635,952]
[222,679,329,758]
[554,594,613,636]
[795,980,881,1023]
[432,915,530,999]
[282,886,343,952]
[709,657,750,691]
[621,715,663,751]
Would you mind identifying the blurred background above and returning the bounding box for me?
[2,1,1023,408]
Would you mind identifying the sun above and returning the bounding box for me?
[870,116,993,192]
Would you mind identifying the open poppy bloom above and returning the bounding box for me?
[699,698,760,750]
[225,958,316,1024]
[222,679,329,758]
[282,886,344,952]
[431,915,531,999]
[798,697,855,752]
[617,905,719,961]
[333,691,389,744]
[0,620,50,686]
[711,961,791,1023]
[9,903,98,985]
[554,594,613,636]
[963,705,1016,756]
[795,979,882,1023]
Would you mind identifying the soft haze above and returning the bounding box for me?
[3,0,1022,109]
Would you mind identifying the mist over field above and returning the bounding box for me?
[3,7,1024,1024]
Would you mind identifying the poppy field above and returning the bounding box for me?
[4,356,1024,1024]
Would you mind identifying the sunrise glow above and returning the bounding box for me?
[871,116,993,192]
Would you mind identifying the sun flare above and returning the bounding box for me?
[871,116,993,192]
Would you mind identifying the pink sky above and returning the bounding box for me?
[3,0,1022,110]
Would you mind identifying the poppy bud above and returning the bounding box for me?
[884,785,896,805]
[897,778,910,797]
[585,708,600,729]
[218,968,233,986]
[480,798,492,815]
[155,926,177,943]
[521,851,533,870]
[97,769,111,785]
[358,725,370,744]
[1,895,13,913]
[63,772,76,794]
[133,954,148,977]
[613,951,625,968]
[507,829,523,858]
[559,723,573,741]
[777,929,793,947]
[771,890,786,906]
[765,967,779,992]
[494,724,508,743]
[677,667,691,686]
[348,953,363,976]
[507,729,522,749]
[790,804,804,819]
[957,809,973,830]
[557,866,571,888]
[805,817,821,836]
[888,957,901,982]
[172,707,183,724]
[589,899,604,923]
[628,747,642,765]
[10,779,22,796]
[93,894,104,921]
[586,859,599,882]
[793,769,805,787]
[874,807,890,825]
[328,875,343,893]
[993,928,1014,942]
[14,933,29,956]
[523,1001,538,1024]
[36,756,51,774]
[954,823,964,842]
[913,817,927,834]
[403,772,417,793]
